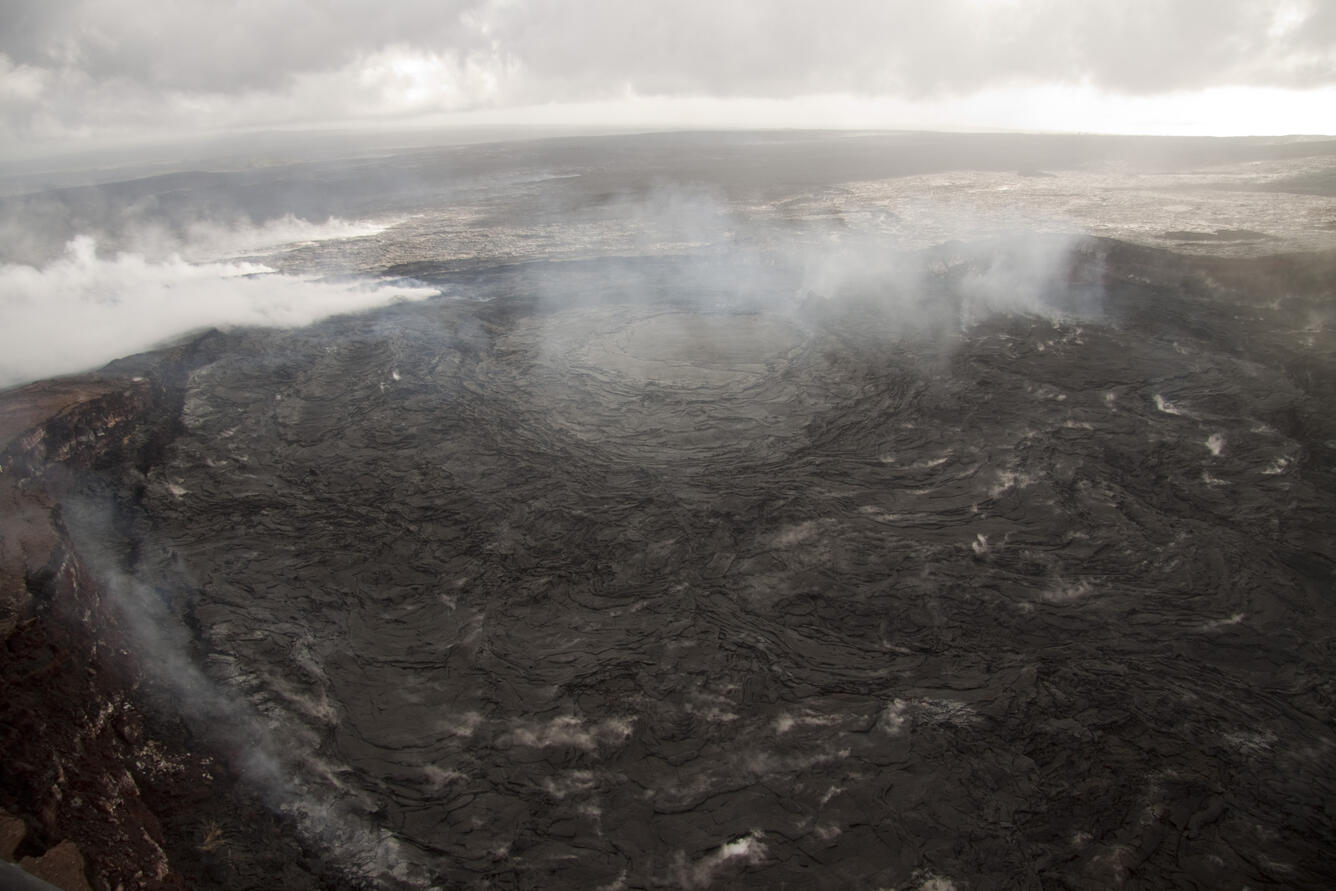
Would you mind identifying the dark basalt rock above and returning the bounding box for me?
[0,356,357,890]
[0,377,186,890]
[1,238,1334,889]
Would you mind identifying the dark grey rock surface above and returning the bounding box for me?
[73,240,1336,889]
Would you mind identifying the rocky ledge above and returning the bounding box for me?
[0,340,355,890]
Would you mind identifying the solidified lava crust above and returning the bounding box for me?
[2,238,1335,889]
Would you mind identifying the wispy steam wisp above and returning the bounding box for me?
[61,496,423,889]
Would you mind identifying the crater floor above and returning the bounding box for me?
[105,244,1336,889]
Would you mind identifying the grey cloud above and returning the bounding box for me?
[487,0,1334,98]
[1,0,492,91]
[0,0,81,62]
[7,0,1334,95]
[0,0,513,145]
[0,0,1332,145]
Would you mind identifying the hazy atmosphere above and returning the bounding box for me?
[2,0,1335,161]
[2,3,1335,891]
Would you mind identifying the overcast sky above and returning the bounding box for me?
[1,0,1334,159]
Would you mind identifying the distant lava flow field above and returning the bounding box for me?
[11,236,1319,889]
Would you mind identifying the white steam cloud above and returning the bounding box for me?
[0,226,438,390]
[524,187,1100,336]
[0,185,1103,392]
